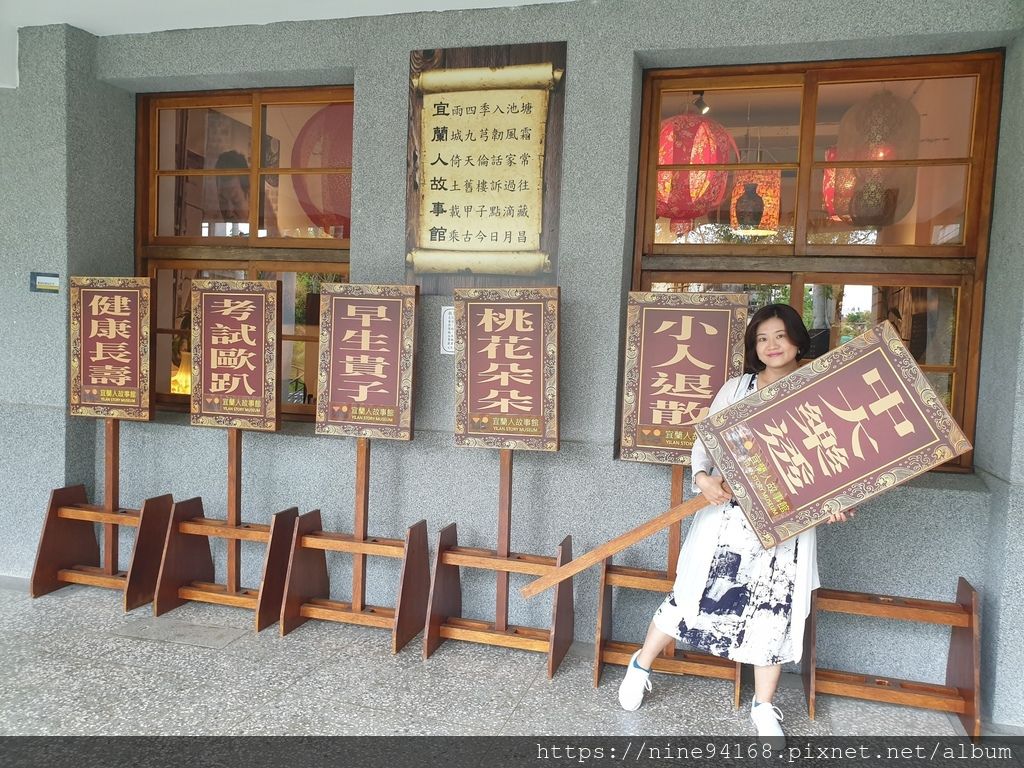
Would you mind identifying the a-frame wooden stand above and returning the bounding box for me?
[153,428,296,631]
[593,465,742,707]
[803,578,981,738]
[31,418,173,611]
[280,437,430,651]
[424,449,574,677]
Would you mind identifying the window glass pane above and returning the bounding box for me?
[650,281,791,316]
[261,103,353,170]
[653,168,797,245]
[257,271,346,335]
[808,165,967,246]
[925,372,954,412]
[157,175,251,237]
[157,107,252,171]
[261,173,351,239]
[814,77,977,162]
[282,340,317,406]
[658,87,802,163]
[801,282,958,365]
[153,268,246,396]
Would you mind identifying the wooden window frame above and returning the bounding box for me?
[136,86,354,421]
[136,86,354,259]
[634,52,1003,470]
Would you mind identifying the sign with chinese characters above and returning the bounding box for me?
[454,287,558,451]
[191,280,280,431]
[406,43,566,293]
[315,284,418,440]
[697,322,972,548]
[69,277,152,421]
[620,292,746,465]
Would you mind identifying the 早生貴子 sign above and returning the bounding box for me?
[315,284,418,440]
[696,321,972,548]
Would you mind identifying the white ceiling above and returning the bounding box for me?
[0,0,572,88]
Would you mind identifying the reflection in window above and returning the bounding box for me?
[801,283,958,367]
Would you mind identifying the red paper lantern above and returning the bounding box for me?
[656,114,736,232]
[291,103,353,238]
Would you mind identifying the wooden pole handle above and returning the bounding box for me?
[520,495,706,599]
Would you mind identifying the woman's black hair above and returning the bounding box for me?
[744,303,810,372]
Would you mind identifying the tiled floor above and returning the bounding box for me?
[0,583,986,736]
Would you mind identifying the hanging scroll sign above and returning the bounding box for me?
[696,321,972,548]
[408,63,562,276]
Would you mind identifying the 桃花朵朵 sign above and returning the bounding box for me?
[455,287,558,451]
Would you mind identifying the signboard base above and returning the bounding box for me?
[152,429,297,631]
[802,579,981,739]
[423,449,574,678]
[30,418,173,611]
[279,438,430,652]
[592,466,742,705]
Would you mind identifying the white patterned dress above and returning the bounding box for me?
[651,373,819,666]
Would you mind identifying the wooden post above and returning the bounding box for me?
[227,428,242,594]
[103,418,120,575]
[495,449,513,632]
[666,465,683,575]
[352,437,370,612]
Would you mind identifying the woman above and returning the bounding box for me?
[617,303,852,741]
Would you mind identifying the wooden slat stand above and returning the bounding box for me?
[31,418,173,611]
[279,437,430,651]
[593,465,741,707]
[424,449,574,677]
[802,577,981,738]
[153,428,297,631]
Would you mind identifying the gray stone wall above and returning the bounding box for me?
[0,0,1022,724]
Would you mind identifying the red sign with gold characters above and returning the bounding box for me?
[69,277,152,421]
[620,292,746,465]
[190,280,280,431]
[696,322,972,548]
[315,284,418,440]
[455,287,558,451]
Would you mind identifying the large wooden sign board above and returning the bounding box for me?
[697,321,972,548]
[190,280,280,431]
[315,283,418,440]
[620,291,746,465]
[69,277,152,421]
[454,287,559,451]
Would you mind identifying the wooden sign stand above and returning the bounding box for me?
[31,418,173,611]
[424,449,574,677]
[592,465,741,707]
[153,428,297,631]
[803,578,981,738]
[279,437,430,651]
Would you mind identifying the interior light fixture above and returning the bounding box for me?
[692,91,710,115]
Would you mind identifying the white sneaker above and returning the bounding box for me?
[750,700,785,746]
[618,650,652,711]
